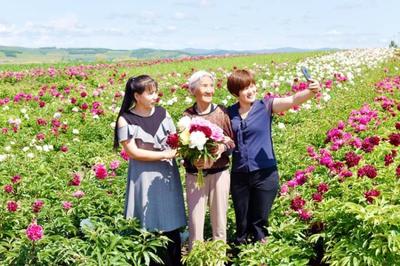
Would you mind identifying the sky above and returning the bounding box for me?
[0,0,399,50]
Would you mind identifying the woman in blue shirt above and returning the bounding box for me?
[227,69,320,244]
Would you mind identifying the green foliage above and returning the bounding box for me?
[182,240,230,266]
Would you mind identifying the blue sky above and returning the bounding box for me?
[0,0,399,50]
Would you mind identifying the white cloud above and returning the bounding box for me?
[0,23,15,33]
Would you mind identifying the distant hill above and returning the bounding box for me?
[0,45,336,64]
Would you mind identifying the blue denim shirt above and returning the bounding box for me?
[228,98,277,173]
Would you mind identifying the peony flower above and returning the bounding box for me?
[94,164,107,179]
[4,184,13,193]
[384,153,394,166]
[312,193,323,202]
[388,133,400,146]
[364,189,380,204]
[317,183,329,194]
[166,133,179,149]
[26,221,44,241]
[344,152,362,168]
[291,196,306,211]
[72,190,85,198]
[189,131,207,150]
[60,145,68,152]
[120,149,129,161]
[358,165,377,179]
[298,209,312,220]
[177,116,191,131]
[280,184,289,195]
[7,201,19,212]
[11,175,21,183]
[109,160,120,170]
[32,200,44,213]
[395,164,400,177]
[69,173,82,186]
[62,201,73,210]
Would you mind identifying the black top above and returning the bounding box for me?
[122,106,167,137]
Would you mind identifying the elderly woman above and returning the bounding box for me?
[227,69,321,244]
[183,70,235,250]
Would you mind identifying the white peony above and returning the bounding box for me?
[177,116,191,131]
[0,154,7,162]
[189,131,207,150]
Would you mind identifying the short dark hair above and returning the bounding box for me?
[227,69,255,96]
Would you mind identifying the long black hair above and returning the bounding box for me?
[113,75,158,150]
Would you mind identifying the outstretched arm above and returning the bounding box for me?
[272,80,320,114]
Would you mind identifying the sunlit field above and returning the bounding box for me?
[1,49,399,265]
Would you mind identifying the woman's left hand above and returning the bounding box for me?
[210,143,226,158]
[308,79,321,94]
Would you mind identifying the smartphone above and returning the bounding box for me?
[301,66,312,81]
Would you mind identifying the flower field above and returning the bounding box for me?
[0,48,399,265]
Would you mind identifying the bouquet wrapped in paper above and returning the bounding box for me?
[168,116,224,187]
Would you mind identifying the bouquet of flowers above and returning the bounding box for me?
[167,116,224,187]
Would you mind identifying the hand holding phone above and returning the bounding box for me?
[301,66,312,81]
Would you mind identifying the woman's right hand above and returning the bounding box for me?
[162,149,177,160]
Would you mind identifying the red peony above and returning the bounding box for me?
[312,193,323,202]
[364,189,380,204]
[166,133,179,149]
[388,133,400,146]
[344,151,362,168]
[317,183,329,194]
[357,165,378,179]
[32,200,44,213]
[291,196,306,211]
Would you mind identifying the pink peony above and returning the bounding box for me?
[26,222,44,241]
[32,200,44,213]
[72,190,85,198]
[62,201,73,210]
[60,145,68,152]
[109,160,120,170]
[312,193,323,202]
[7,201,19,212]
[280,184,289,195]
[317,183,329,194]
[11,175,21,184]
[120,149,129,161]
[4,184,13,193]
[94,163,108,179]
[298,209,312,220]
